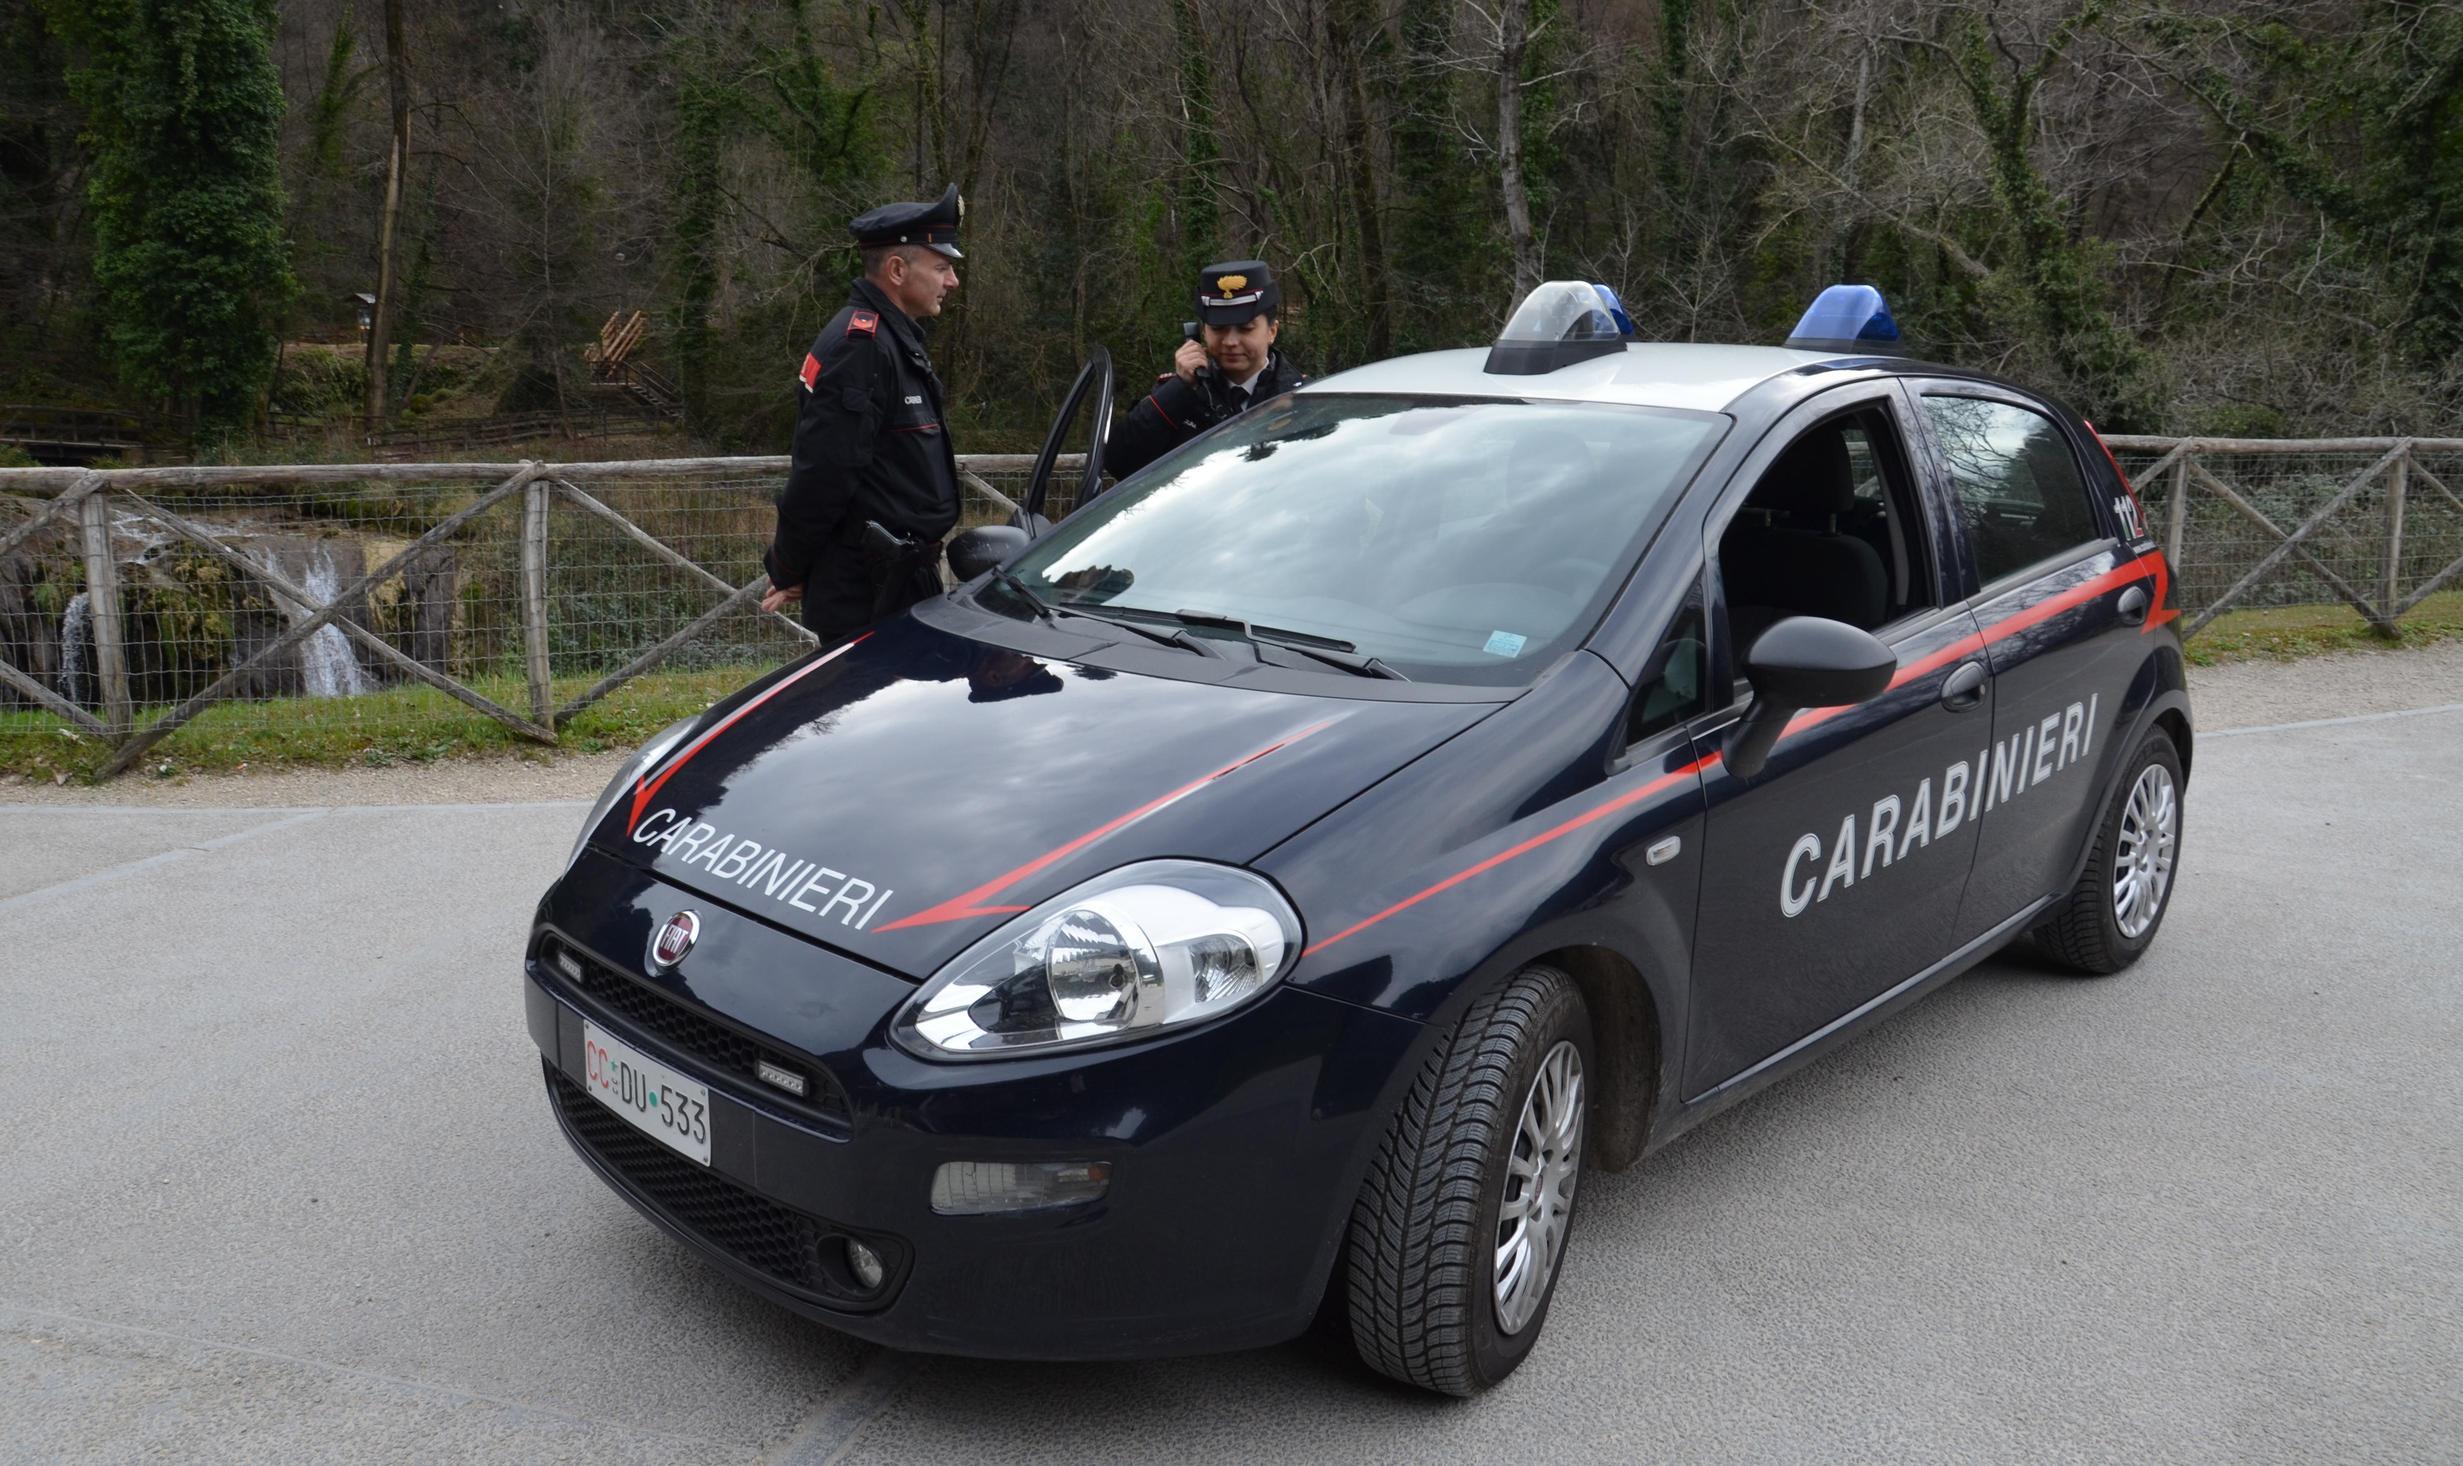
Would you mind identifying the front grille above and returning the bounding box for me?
[549,1067,900,1308]
[545,942,850,1130]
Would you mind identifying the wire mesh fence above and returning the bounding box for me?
[0,455,1085,779]
[2104,438,2463,633]
[2,440,2455,779]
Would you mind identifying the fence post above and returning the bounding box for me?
[2165,448,2192,570]
[520,468,555,731]
[75,480,133,736]
[2381,443,2409,635]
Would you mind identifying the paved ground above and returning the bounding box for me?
[2,701,2458,1463]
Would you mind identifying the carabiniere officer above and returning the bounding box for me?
[761,186,965,643]
[1100,258,1306,486]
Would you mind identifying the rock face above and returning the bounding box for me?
[0,498,465,714]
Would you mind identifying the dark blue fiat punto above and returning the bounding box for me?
[524,285,2192,1394]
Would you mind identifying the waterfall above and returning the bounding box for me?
[279,545,373,698]
[57,590,91,707]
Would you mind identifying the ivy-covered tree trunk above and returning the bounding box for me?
[1326,0,1392,359]
[1946,5,2152,426]
[50,0,295,440]
[1171,0,1220,276]
[668,45,726,437]
[364,0,410,429]
[2172,0,2463,373]
[1390,0,1491,352]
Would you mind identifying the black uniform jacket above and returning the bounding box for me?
[1100,351,1306,487]
[765,278,961,593]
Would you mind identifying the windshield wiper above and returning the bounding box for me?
[982,571,1219,658]
[985,565,1052,621]
[1164,608,1411,680]
[1048,600,1224,657]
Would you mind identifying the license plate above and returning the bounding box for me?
[581,1020,711,1165]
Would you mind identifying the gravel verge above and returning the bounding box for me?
[5,641,2457,810]
[2184,638,2463,731]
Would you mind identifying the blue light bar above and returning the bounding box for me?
[1590,283,1637,339]
[1786,285,1901,352]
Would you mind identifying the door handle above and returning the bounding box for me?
[2116,586,2149,621]
[1940,660,1987,712]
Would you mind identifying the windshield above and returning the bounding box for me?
[1003,393,1723,685]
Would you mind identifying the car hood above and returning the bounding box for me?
[585,619,1494,977]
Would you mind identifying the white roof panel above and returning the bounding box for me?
[1299,343,1851,414]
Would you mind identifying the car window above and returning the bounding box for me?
[1716,405,1931,668]
[1008,394,1723,687]
[1918,395,2103,586]
[1627,600,1707,744]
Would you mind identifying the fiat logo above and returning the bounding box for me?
[648,911,700,971]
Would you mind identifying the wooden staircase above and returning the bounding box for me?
[583,311,684,422]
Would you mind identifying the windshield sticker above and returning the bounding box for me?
[1483,630,1527,657]
[1779,694,2098,919]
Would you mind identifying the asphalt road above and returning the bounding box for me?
[3,706,2457,1464]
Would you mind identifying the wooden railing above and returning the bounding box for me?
[2100,437,2463,636]
[0,404,150,453]
[3,439,2455,779]
[0,455,1061,778]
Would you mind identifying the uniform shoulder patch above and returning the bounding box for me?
[797,352,822,391]
[847,310,879,338]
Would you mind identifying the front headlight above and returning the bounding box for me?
[892,860,1302,1060]
[566,715,699,872]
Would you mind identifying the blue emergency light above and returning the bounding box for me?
[1785,285,1903,353]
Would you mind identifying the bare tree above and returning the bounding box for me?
[363,0,409,427]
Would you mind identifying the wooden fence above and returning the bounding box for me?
[0,455,1051,778]
[2101,436,2463,637]
[1,438,2455,780]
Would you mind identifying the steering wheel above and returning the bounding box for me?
[1021,347,1114,534]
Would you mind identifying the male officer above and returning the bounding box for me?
[1099,258,1305,485]
[760,185,964,642]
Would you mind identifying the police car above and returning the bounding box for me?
[524,284,2190,1395]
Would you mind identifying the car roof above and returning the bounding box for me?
[1299,342,1878,414]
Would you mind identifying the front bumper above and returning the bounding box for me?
[526,853,1424,1359]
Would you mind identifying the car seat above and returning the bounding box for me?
[1721,428,1889,656]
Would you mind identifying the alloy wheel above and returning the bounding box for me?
[1494,1040,1583,1335]
[2112,763,2179,939]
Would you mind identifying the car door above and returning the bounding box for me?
[1680,388,1992,1101]
[1905,385,2151,944]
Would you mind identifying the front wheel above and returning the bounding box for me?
[2034,730,2185,974]
[1344,965,1591,1395]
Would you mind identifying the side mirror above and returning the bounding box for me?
[947,525,1029,581]
[1724,617,1897,780]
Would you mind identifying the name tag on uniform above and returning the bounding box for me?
[904,395,923,405]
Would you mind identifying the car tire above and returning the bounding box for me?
[1344,964,1591,1396]
[2033,730,2185,975]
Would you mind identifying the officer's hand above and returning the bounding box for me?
[760,583,804,613]
[1172,339,1209,383]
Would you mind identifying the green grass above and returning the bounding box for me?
[2182,590,2463,666]
[0,664,770,783]
[9,594,2461,782]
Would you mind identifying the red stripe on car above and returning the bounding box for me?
[624,635,870,834]
[1303,755,1723,958]
[876,720,1337,933]
[1304,554,2170,958]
